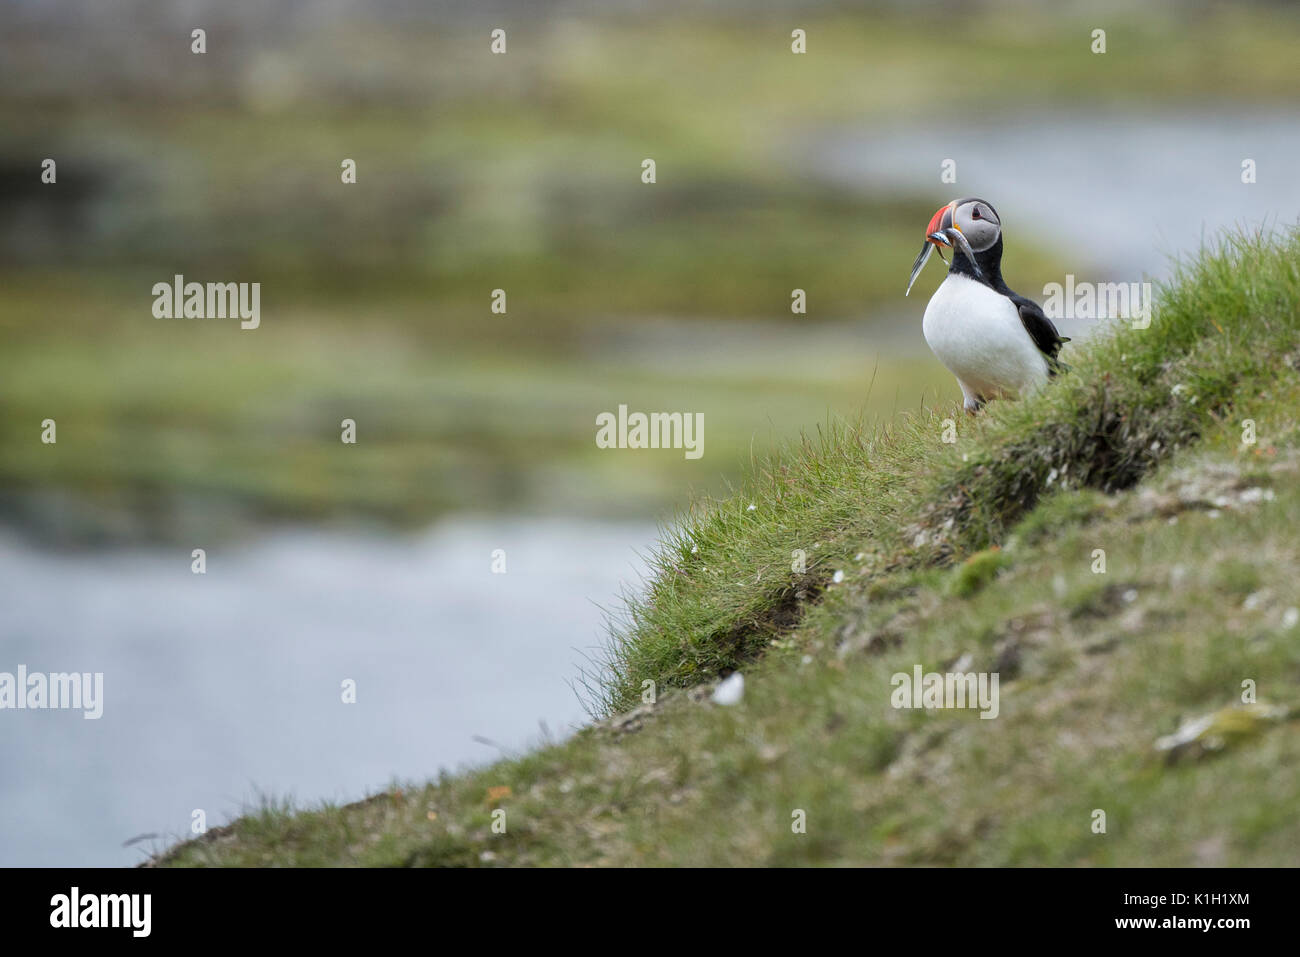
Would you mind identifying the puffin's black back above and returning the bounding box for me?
[948,234,1069,371]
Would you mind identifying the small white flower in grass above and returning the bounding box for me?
[712,672,744,706]
[854,552,865,561]
[1154,713,1216,753]
[832,570,845,584]
[801,655,813,665]
[1282,607,1299,630]
[1046,467,1059,486]
[1244,592,1266,611]
[1122,588,1138,604]
[1171,383,1187,397]
[746,503,757,512]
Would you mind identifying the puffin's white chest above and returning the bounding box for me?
[922,273,1049,401]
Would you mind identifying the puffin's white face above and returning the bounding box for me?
[905,196,1003,296]
[950,198,1001,253]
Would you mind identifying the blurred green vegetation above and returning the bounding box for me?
[0,287,951,538]
[4,4,1300,537]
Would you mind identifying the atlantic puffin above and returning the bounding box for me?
[906,198,1068,413]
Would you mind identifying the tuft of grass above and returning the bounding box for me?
[1007,487,1109,547]
[949,547,1008,598]
[1214,558,1263,597]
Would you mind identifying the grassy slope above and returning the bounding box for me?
[155,227,1300,867]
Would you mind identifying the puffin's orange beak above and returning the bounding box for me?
[907,200,958,296]
[926,201,957,247]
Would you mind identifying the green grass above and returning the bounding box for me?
[594,226,1300,714]
[154,226,1300,867]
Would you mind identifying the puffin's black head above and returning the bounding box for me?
[906,197,1003,296]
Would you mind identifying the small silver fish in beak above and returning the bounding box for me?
[942,226,983,282]
[906,240,937,297]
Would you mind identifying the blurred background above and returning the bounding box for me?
[3,0,1300,865]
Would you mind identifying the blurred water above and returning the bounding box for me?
[0,517,653,866]
[815,108,1300,336]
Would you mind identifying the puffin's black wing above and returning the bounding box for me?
[1007,291,1070,374]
